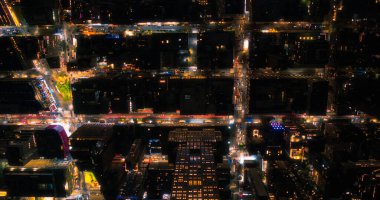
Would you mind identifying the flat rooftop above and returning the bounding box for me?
[70,124,114,141]
[5,159,74,171]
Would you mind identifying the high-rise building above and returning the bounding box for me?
[35,125,70,159]
[5,129,37,166]
[3,159,76,198]
[144,163,174,199]
[169,129,222,200]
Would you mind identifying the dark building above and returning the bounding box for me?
[309,0,331,21]
[0,159,7,193]
[308,154,380,198]
[331,28,360,69]
[267,161,300,199]
[134,0,222,22]
[249,31,284,69]
[323,121,377,162]
[19,0,61,25]
[3,159,75,198]
[298,122,325,154]
[69,124,116,170]
[216,161,232,199]
[110,155,129,199]
[250,78,328,115]
[46,56,61,69]
[0,79,44,114]
[72,33,190,71]
[125,139,144,171]
[304,120,380,198]
[132,33,190,70]
[73,34,127,70]
[249,31,329,70]
[332,27,379,71]
[247,123,266,155]
[249,32,283,69]
[225,0,245,15]
[35,125,70,159]
[339,160,380,199]
[152,33,189,69]
[0,125,69,166]
[0,126,17,161]
[336,78,380,117]
[144,163,174,199]
[197,31,235,70]
[308,80,329,115]
[251,0,330,22]
[72,76,234,115]
[330,0,379,71]
[308,119,380,198]
[260,121,286,160]
[5,128,37,166]
[72,77,158,114]
[246,168,268,200]
[156,77,234,115]
[71,0,221,24]
[69,124,137,199]
[336,0,379,22]
[295,38,329,67]
[0,36,40,71]
[71,0,135,24]
[251,0,309,22]
[69,124,117,197]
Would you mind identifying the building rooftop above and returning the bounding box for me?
[25,159,72,168]
[70,124,114,141]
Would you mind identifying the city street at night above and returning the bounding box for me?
[0,0,379,200]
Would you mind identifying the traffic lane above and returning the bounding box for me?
[0,0,12,26]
